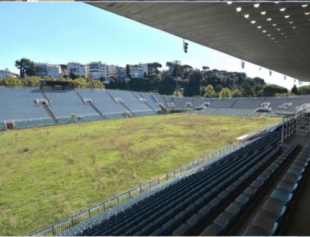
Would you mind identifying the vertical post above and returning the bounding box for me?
[88,209,91,218]
[281,116,284,145]
[52,226,55,236]
[175,60,178,97]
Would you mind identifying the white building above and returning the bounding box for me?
[0,68,18,79]
[109,65,126,80]
[67,62,86,77]
[86,62,110,79]
[128,63,148,78]
[34,63,61,78]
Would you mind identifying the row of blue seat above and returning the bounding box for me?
[173,146,282,236]
[244,143,309,236]
[58,131,281,236]
[201,143,300,236]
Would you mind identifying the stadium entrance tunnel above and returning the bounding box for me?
[5,122,15,130]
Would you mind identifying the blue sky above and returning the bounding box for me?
[0,2,307,90]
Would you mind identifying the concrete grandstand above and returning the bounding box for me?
[1,85,309,131]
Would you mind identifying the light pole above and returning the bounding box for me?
[174,60,181,97]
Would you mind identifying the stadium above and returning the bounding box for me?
[1,1,310,237]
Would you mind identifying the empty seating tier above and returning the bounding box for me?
[43,90,101,124]
[232,99,265,110]
[243,143,309,236]
[76,89,127,119]
[107,90,154,113]
[140,93,161,111]
[58,131,281,236]
[0,88,53,129]
[208,99,237,108]
[201,144,300,236]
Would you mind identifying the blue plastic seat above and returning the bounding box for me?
[235,193,250,213]
[287,167,305,176]
[198,204,215,218]
[250,180,264,192]
[225,202,243,216]
[172,223,193,236]
[199,224,225,236]
[149,227,167,236]
[271,189,293,206]
[262,198,286,218]
[213,211,235,230]
[162,218,180,232]
[187,213,204,228]
[243,186,258,202]
[277,180,298,193]
[243,224,277,236]
[252,210,279,235]
[282,173,302,184]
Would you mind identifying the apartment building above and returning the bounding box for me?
[0,69,19,79]
[109,65,126,80]
[86,62,110,79]
[34,63,61,78]
[67,62,86,77]
[128,63,148,79]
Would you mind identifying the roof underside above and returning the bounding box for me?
[89,2,310,82]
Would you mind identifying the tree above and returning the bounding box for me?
[21,76,41,87]
[297,85,310,95]
[0,76,22,87]
[99,76,106,82]
[219,88,232,98]
[158,76,175,95]
[204,84,215,98]
[231,88,242,98]
[215,84,223,93]
[263,84,288,96]
[70,72,79,80]
[253,77,266,85]
[184,71,203,97]
[292,84,298,95]
[15,58,36,78]
[126,64,130,78]
[241,82,254,97]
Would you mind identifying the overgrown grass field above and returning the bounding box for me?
[0,113,280,235]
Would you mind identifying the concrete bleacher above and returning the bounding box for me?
[192,98,213,108]
[140,93,161,111]
[107,90,155,115]
[171,97,194,109]
[262,97,291,111]
[215,108,239,115]
[76,89,127,119]
[152,94,168,108]
[58,131,282,236]
[0,88,53,129]
[43,90,101,124]
[232,99,265,110]
[208,99,237,108]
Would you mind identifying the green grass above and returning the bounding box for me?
[0,113,280,235]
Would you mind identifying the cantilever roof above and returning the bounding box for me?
[89,2,310,82]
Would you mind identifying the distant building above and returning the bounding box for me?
[128,63,148,78]
[86,62,109,79]
[110,65,126,81]
[67,62,86,77]
[0,68,19,79]
[34,63,61,78]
